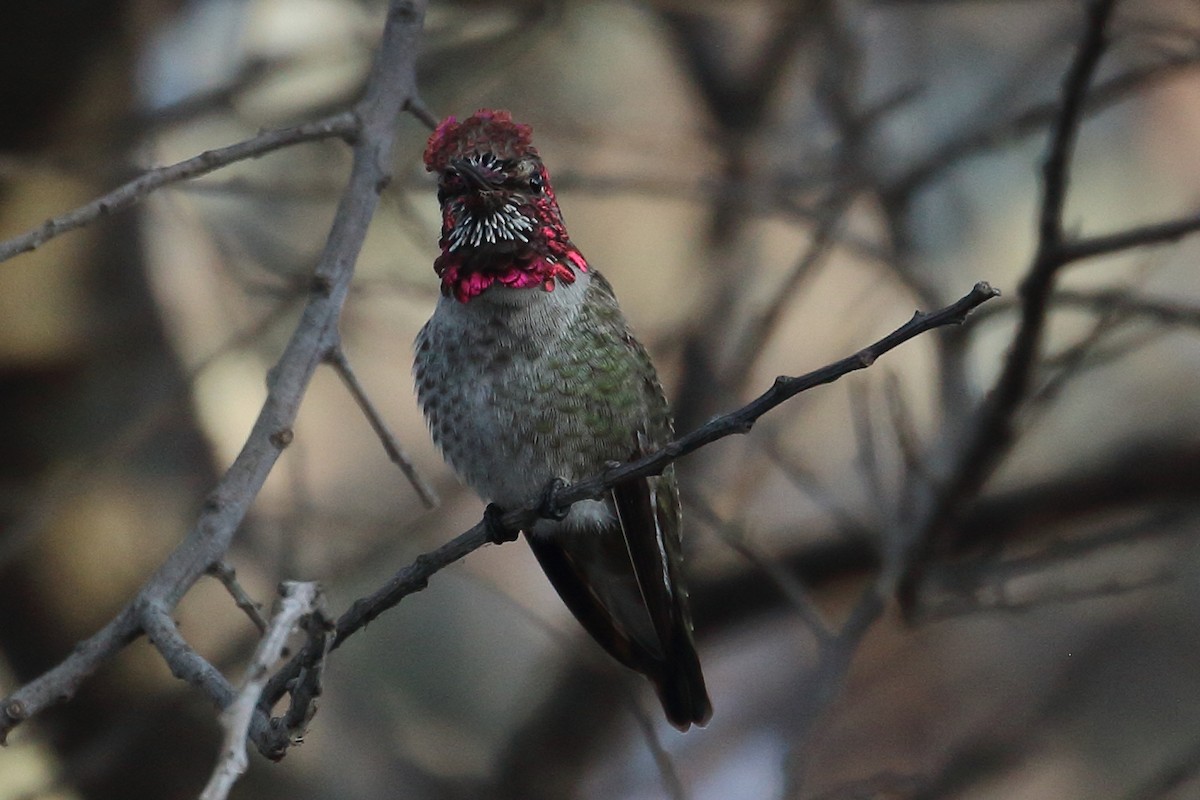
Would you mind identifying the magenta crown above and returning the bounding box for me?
[423,109,537,172]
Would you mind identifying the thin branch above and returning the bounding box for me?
[325,343,439,508]
[882,372,926,484]
[728,196,852,389]
[784,581,888,796]
[928,505,1191,622]
[135,56,279,131]
[1038,5,1113,251]
[937,572,1177,618]
[140,602,238,713]
[405,95,440,130]
[1058,208,1200,265]
[201,582,323,800]
[0,113,358,264]
[273,602,335,749]
[955,439,1200,556]
[207,561,269,634]
[758,434,875,540]
[882,372,933,528]
[1030,297,1144,407]
[1058,288,1200,328]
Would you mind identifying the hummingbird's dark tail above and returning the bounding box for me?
[653,629,712,731]
[525,529,713,730]
[525,466,713,731]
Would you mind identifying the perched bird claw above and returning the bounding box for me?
[537,477,570,522]
[484,503,518,544]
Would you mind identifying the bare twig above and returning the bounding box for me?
[200,582,323,800]
[0,113,358,264]
[927,505,1190,621]
[140,602,239,715]
[938,572,1177,619]
[406,95,440,130]
[729,196,852,390]
[136,56,279,130]
[882,372,926,484]
[207,562,269,634]
[273,602,335,748]
[0,607,141,745]
[1057,208,1200,264]
[1031,298,1142,407]
[325,343,439,508]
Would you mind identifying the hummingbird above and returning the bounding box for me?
[413,109,711,730]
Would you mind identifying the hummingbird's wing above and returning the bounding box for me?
[610,466,678,658]
[526,462,711,730]
[612,462,712,730]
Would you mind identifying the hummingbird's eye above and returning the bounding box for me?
[438,170,465,203]
[528,171,544,194]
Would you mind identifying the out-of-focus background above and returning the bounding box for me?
[2,1,1200,798]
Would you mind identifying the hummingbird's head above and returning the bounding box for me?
[424,109,588,302]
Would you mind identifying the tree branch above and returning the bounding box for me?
[0,112,358,264]
[1058,208,1200,264]
[897,0,1119,609]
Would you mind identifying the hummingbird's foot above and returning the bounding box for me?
[484,503,518,544]
[537,477,570,522]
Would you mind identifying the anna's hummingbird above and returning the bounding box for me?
[413,109,711,730]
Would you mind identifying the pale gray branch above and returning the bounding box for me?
[201,582,323,800]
